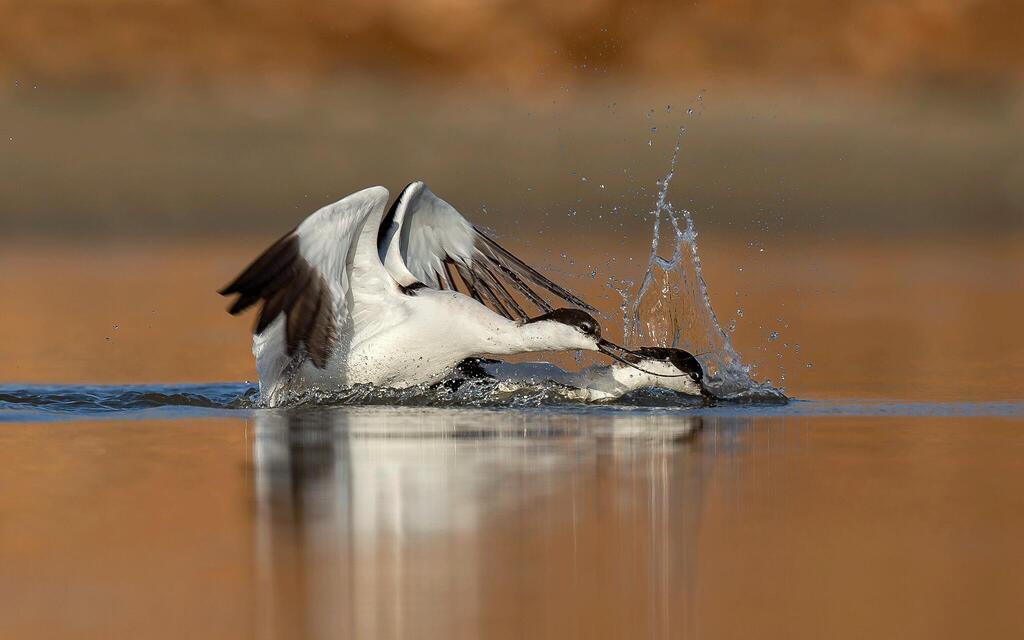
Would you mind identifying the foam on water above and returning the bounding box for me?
[0,380,711,419]
[624,126,784,401]
[2,384,1021,423]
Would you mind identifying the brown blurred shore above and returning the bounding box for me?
[1,0,1021,91]
[1,1,1022,237]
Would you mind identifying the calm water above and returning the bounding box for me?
[2,396,1023,639]
[1,238,1023,639]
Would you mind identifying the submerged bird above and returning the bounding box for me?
[458,347,710,402]
[220,182,679,405]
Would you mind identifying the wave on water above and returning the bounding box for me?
[4,383,1021,421]
[266,376,718,409]
[0,383,258,417]
[0,379,722,419]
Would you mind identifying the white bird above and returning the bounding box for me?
[466,347,709,401]
[220,182,686,406]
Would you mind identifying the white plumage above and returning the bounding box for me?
[221,182,700,406]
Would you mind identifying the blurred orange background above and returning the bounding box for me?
[0,0,1021,394]
[2,0,1021,90]
[1,0,1022,236]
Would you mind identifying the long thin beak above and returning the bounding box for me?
[596,339,689,378]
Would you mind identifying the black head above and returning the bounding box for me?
[630,347,706,384]
[524,308,601,338]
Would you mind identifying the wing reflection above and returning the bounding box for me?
[248,408,725,640]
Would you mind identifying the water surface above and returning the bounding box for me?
[2,401,1022,639]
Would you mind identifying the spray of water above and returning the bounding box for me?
[624,127,784,400]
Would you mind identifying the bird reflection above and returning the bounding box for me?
[247,408,725,640]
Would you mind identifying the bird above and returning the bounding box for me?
[459,347,710,401]
[219,182,681,406]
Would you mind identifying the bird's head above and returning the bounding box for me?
[522,309,697,380]
[522,308,602,351]
[622,347,712,397]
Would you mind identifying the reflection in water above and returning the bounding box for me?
[247,408,737,640]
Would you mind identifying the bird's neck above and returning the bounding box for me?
[472,318,565,355]
[428,292,577,357]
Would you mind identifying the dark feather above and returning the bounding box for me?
[219,233,299,295]
[476,230,597,312]
[473,260,528,320]
[219,232,336,368]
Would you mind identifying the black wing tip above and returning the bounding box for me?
[475,228,599,315]
[220,232,337,367]
[218,278,246,296]
[226,294,257,315]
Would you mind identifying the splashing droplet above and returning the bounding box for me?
[623,128,782,400]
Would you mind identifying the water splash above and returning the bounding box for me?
[624,128,784,401]
[0,381,709,419]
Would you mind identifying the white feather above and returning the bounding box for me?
[380,181,476,287]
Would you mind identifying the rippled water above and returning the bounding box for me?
[3,383,1020,422]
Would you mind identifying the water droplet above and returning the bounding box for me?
[768,331,779,342]
[736,308,744,318]
[805,362,813,368]
[650,127,657,133]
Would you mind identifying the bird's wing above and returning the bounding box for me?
[219,186,394,368]
[377,181,596,321]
